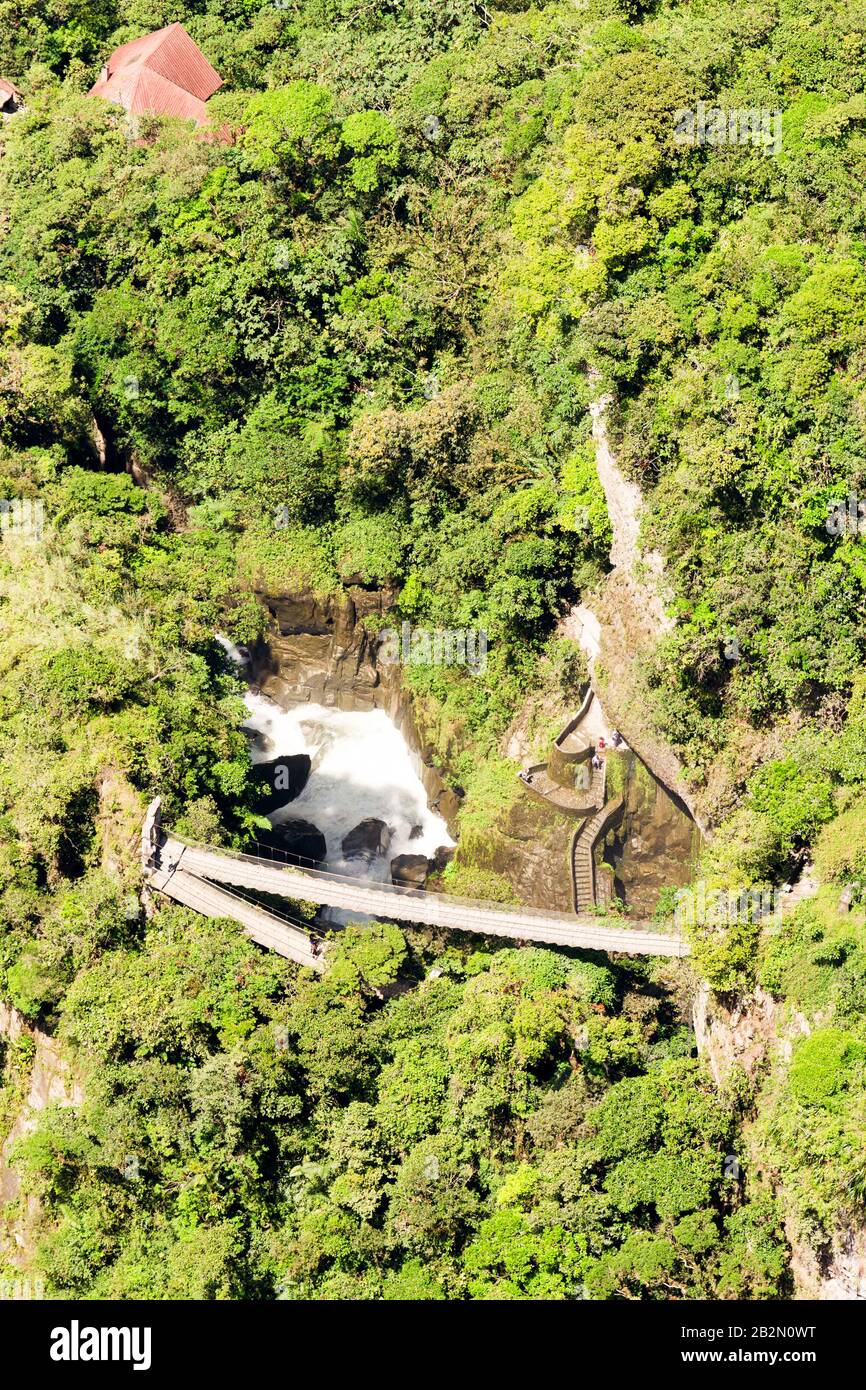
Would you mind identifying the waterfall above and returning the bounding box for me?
[216,635,454,885]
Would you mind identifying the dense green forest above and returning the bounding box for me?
[1,0,866,1299]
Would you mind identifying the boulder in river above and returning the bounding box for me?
[242,725,270,755]
[390,853,430,888]
[256,818,326,865]
[342,817,391,861]
[250,754,311,813]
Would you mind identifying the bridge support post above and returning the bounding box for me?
[141,797,162,870]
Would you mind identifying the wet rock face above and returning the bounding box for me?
[432,845,454,872]
[391,853,430,888]
[250,587,389,713]
[468,795,575,913]
[249,754,311,813]
[342,817,392,861]
[597,750,699,916]
[256,818,327,864]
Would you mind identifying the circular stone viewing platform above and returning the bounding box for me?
[518,688,627,909]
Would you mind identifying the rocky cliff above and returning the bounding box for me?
[692,982,866,1300]
[248,585,462,834]
[0,1002,83,1270]
[561,394,709,833]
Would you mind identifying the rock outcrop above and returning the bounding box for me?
[468,795,576,913]
[390,853,430,888]
[342,817,392,862]
[249,587,389,712]
[249,753,311,813]
[1,1005,83,1189]
[256,818,327,864]
[691,982,781,1089]
[788,1228,866,1301]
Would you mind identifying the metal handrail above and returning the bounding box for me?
[196,875,330,943]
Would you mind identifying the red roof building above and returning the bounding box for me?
[88,23,222,127]
[0,78,24,114]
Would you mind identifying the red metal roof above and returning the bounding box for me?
[88,23,222,127]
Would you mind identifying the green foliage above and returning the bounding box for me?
[814,796,866,885]
[8,896,767,1300]
[462,1207,586,1299]
[747,760,836,860]
[5,0,866,1304]
[327,921,408,994]
[789,1029,866,1108]
[242,82,341,172]
[341,110,400,192]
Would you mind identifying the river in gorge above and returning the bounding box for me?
[217,637,454,886]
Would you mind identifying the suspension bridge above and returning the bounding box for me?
[141,799,688,966]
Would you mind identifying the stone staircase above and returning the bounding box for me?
[571,819,596,913]
[570,774,625,914]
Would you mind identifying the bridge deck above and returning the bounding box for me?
[151,836,688,958]
[149,864,325,971]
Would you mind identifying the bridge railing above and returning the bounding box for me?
[191,874,330,944]
[159,826,370,878]
[159,824,682,941]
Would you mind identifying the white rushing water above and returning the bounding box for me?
[217,636,453,883]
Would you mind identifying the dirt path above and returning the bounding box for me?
[560,393,707,829]
[587,392,671,634]
[562,390,672,660]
